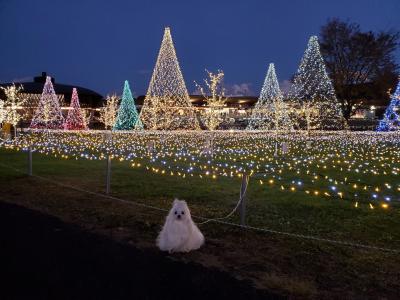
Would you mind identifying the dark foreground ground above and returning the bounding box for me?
[0,202,276,300]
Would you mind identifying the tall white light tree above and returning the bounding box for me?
[247,63,293,132]
[195,69,226,130]
[100,94,119,130]
[30,76,64,129]
[1,84,26,136]
[290,36,344,133]
[138,27,199,130]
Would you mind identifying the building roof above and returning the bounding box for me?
[0,72,104,108]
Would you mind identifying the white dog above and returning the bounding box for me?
[157,199,205,253]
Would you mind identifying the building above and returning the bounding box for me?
[0,72,104,127]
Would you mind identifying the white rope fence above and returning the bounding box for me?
[0,161,399,254]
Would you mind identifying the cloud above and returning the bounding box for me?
[12,76,33,83]
[226,83,254,96]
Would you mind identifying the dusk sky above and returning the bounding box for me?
[0,0,399,97]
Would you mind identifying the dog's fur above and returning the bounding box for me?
[157,199,204,253]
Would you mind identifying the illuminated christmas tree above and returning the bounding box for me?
[30,76,64,129]
[64,88,87,130]
[377,79,400,131]
[138,27,199,130]
[291,36,344,131]
[247,63,292,131]
[114,80,142,130]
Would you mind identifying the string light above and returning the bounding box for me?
[64,88,87,130]
[247,63,293,131]
[195,69,226,130]
[114,80,142,130]
[377,78,400,131]
[138,27,199,130]
[99,94,119,130]
[30,76,64,129]
[290,36,346,132]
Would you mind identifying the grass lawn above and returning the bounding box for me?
[1,135,400,298]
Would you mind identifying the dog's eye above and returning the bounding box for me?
[181,211,185,214]
[174,211,177,215]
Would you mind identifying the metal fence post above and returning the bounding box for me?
[239,174,249,226]
[106,154,111,194]
[27,147,32,176]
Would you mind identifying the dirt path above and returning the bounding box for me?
[0,201,277,300]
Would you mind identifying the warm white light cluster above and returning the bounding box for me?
[0,84,26,128]
[290,36,345,132]
[247,63,293,132]
[139,27,199,130]
[100,94,119,130]
[195,69,226,130]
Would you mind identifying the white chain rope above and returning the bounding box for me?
[0,161,399,254]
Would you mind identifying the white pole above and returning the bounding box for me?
[106,155,111,194]
[27,147,32,176]
[239,174,249,226]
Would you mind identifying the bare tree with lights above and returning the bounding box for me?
[291,36,345,133]
[247,63,293,132]
[1,84,26,137]
[138,27,199,130]
[195,69,227,130]
[99,94,119,130]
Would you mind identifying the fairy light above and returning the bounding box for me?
[195,69,226,130]
[0,84,26,128]
[2,130,399,211]
[114,80,142,130]
[30,76,64,129]
[138,27,199,130]
[247,63,293,131]
[64,88,87,130]
[377,78,400,131]
[291,36,345,132]
[100,94,119,130]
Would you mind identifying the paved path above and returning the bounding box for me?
[0,202,277,300]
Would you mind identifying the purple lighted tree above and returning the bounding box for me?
[30,76,64,129]
[64,88,87,130]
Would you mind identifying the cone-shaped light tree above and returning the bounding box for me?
[138,27,199,130]
[64,88,87,130]
[247,63,293,131]
[114,80,142,130]
[291,36,344,132]
[30,76,64,129]
[377,79,400,131]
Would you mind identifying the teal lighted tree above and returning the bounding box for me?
[113,80,142,130]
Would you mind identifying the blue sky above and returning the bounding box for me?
[0,0,399,97]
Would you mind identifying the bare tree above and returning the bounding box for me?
[195,70,226,130]
[100,94,119,129]
[320,18,399,120]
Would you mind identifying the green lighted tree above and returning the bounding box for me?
[113,80,142,130]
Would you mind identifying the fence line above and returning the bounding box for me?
[0,159,399,254]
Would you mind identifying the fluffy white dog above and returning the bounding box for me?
[157,199,205,253]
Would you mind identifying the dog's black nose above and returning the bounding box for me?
[177,215,181,219]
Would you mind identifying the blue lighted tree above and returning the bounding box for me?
[377,79,400,131]
[113,80,143,130]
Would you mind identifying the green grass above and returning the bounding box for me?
[1,148,399,249]
[1,146,400,298]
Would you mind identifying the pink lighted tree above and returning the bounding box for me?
[64,88,87,130]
